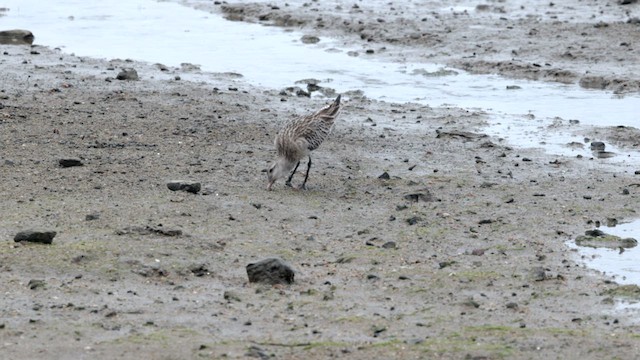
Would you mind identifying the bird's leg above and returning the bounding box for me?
[285,161,300,187]
[299,156,312,190]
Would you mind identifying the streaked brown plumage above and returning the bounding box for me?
[267,95,341,190]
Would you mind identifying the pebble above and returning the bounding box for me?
[378,171,390,180]
[300,35,320,44]
[167,180,201,194]
[590,141,605,151]
[14,230,56,244]
[246,257,295,285]
[116,68,139,81]
[404,190,433,202]
[59,158,83,168]
[28,279,46,290]
[223,290,242,302]
[381,241,397,249]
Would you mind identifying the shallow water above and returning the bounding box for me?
[570,220,640,286]
[2,0,640,282]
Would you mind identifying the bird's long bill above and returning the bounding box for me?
[267,179,275,191]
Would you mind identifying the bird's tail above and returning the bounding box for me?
[320,94,341,118]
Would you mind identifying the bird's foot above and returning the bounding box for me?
[285,181,293,188]
[296,184,308,191]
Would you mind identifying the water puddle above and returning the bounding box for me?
[570,220,640,292]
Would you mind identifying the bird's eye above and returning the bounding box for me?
[268,168,273,173]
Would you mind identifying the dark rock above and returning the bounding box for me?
[189,264,209,277]
[246,345,269,360]
[167,180,201,194]
[28,279,45,290]
[0,30,34,45]
[406,216,421,225]
[116,68,139,81]
[378,171,390,180]
[14,230,56,244]
[506,302,518,309]
[579,76,609,90]
[576,230,637,249]
[223,290,242,302]
[590,141,606,151]
[404,190,433,202]
[382,241,397,249]
[439,261,455,269]
[531,267,547,281]
[85,213,100,221]
[59,158,83,168]
[246,257,295,285]
[300,35,320,44]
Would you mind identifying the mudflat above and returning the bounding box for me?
[1,1,639,359]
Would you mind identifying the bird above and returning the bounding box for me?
[267,95,342,191]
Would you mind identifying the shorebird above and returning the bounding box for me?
[267,95,342,190]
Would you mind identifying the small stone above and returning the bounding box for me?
[246,258,295,285]
[223,290,242,302]
[590,141,605,151]
[28,279,46,290]
[59,158,83,168]
[116,68,139,81]
[167,180,201,194]
[381,241,397,249]
[378,171,390,180]
[85,213,100,221]
[531,267,547,281]
[406,216,421,225]
[14,231,56,244]
[0,30,34,45]
[506,302,518,309]
[300,35,320,44]
[404,190,433,202]
[579,76,609,90]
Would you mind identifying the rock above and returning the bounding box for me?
[579,76,609,90]
[246,345,269,360]
[223,290,242,302]
[246,257,295,285]
[14,230,56,244]
[404,190,433,202]
[0,30,34,45]
[575,230,637,249]
[300,35,320,44]
[531,267,547,281]
[378,171,390,180]
[59,158,83,168]
[189,264,209,277]
[590,141,605,151]
[167,180,201,194]
[602,284,640,299]
[382,241,397,249]
[116,68,139,81]
[85,213,100,221]
[28,279,45,290]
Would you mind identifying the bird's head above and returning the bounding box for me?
[267,157,295,190]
